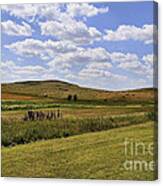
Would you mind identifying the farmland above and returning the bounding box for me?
[2,122,156,180]
[1,80,158,180]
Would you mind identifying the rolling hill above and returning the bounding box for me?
[2,80,156,103]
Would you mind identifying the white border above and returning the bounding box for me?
[0,0,162,186]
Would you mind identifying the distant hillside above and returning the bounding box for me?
[2,80,156,102]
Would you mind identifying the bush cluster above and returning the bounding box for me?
[2,113,151,147]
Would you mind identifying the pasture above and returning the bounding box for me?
[1,80,158,180]
[2,122,156,180]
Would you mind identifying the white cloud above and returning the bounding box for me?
[104,24,157,44]
[47,47,127,88]
[1,20,32,36]
[1,3,155,90]
[2,4,104,45]
[47,47,113,83]
[5,39,77,60]
[117,60,141,71]
[1,4,36,19]
[110,52,143,73]
[4,37,155,83]
[142,54,157,66]
[79,63,116,79]
[85,62,112,70]
[66,3,108,17]
[1,4,60,21]
[114,52,155,80]
[107,51,153,79]
[110,52,139,64]
[39,20,102,45]
[1,3,108,21]
[48,47,111,70]
[77,64,127,90]
[142,54,157,80]
[0,61,48,82]
[79,68,112,78]
[1,51,153,89]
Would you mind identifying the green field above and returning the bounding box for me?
[2,122,156,180]
[1,80,158,180]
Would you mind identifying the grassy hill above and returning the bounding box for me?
[2,80,156,103]
[2,122,157,180]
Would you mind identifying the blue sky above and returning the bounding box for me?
[1,1,158,90]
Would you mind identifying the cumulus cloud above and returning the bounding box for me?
[47,47,113,84]
[48,47,111,70]
[78,63,118,79]
[1,4,60,21]
[107,51,153,79]
[4,37,155,82]
[1,3,156,90]
[1,3,109,21]
[5,39,77,60]
[110,52,139,64]
[47,47,127,88]
[142,54,157,66]
[1,20,32,36]
[118,60,142,71]
[2,3,105,44]
[5,38,154,81]
[77,63,127,90]
[85,62,112,70]
[104,24,157,44]
[1,51,154,90]
[113,52,155,79]
[66,3,108,17]
[39,20,102,45]
[79,68,112,78]
[0,61,48,82]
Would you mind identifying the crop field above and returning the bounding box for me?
[2,122,156,180]
[1,80,158,180]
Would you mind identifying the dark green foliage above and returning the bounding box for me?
[146,111,158,121]
[2,99,155,111]
[73,94,77,101]
[67,95,72,101]
[2,114,151,147]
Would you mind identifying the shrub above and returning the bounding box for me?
[146,111,158,121]
[2,114,151,147]
[74,94,77,101]
[67,95,72,101]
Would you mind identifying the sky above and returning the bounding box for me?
[1,1,158,90]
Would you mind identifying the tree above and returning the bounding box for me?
[74,94,77,101]
[67,94,72,101]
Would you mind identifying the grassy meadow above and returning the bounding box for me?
[1,80,158,180]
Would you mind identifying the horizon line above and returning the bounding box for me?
[1,79,156,92]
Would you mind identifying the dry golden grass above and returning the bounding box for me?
[2,80,156,104]
[2,93,36,100]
